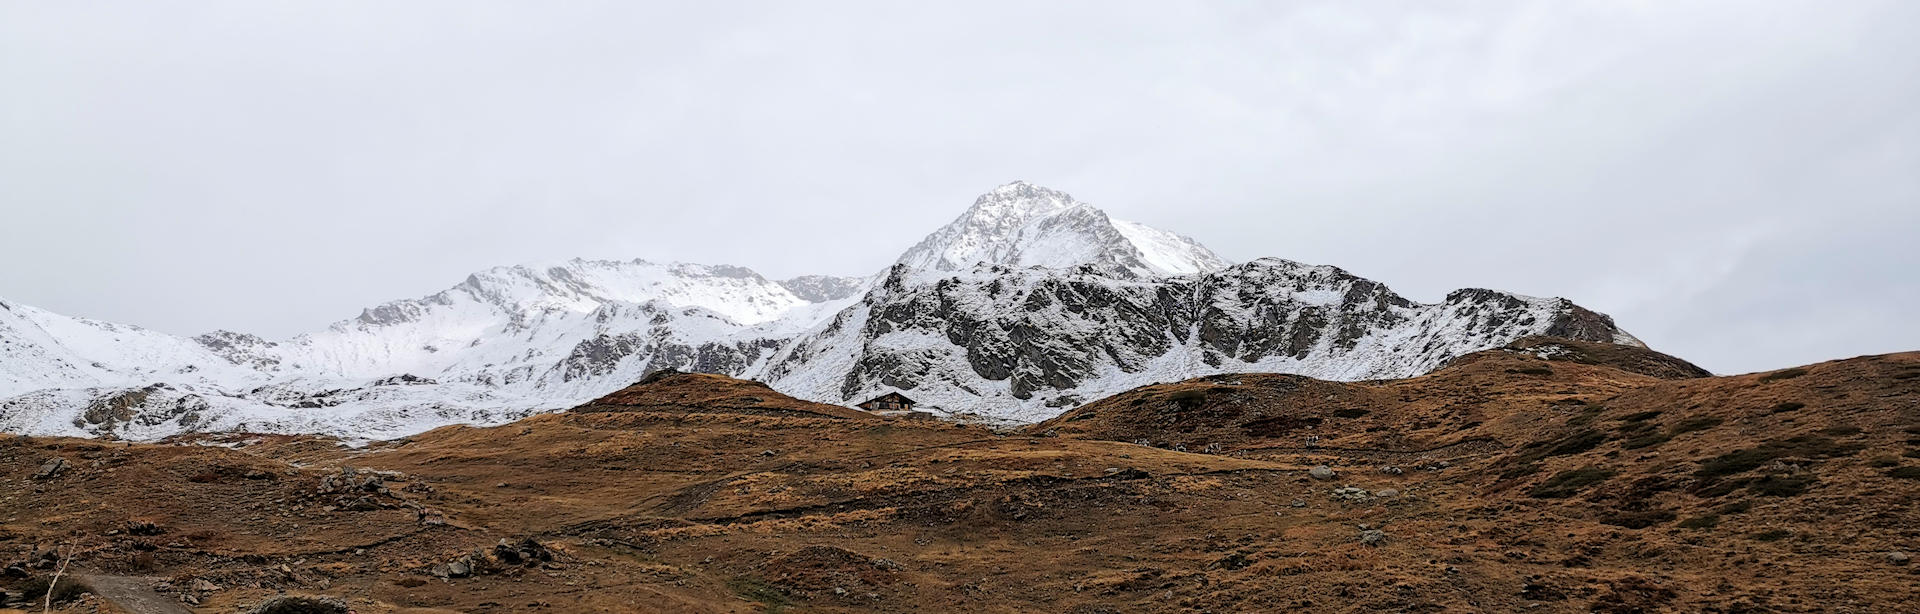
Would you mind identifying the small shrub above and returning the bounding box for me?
[1868,457,1901,468]
[1529,467,1616,499]
[1820,425,1863,437]
[1678,515,1720,529]
[1748,474,1817,497]
[1331,408,1371,419]
[1508,367,1555,376]
[1888,466,1920,480]
[1716,500,1754,515]
[1671,417,1724,434]
[1758,368,1809,383]
[1750,529,1792,542]
[1620,411,1664,422]
[1770,402,1805,413]
[251,596,351,614]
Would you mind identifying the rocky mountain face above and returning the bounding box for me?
[0,181,1645,438]
[759,258,1638,423]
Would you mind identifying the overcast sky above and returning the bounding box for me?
[2,1,1916,375]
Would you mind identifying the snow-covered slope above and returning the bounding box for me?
[0,181,1644,439]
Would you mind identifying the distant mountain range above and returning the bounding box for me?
[0,181,1641,439]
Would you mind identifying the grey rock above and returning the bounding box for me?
[1332,486,1372,501]
[1376,488,1400,498]
[1308,465,1337,481]
[1359,529,1388,546]
[32,457,67,480]
[1889,552,1912,565]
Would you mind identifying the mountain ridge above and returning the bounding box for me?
[0,181,1647,439]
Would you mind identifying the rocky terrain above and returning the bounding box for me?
[3,182,1642,439]
[3,337,1915,613]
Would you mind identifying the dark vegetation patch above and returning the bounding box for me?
[1529,467,1615,499]
[1330,408,1371,419]
[727,576,793,611]
[1694,435,1864,478]
[1819,425,1863,437]
[1563,405,1609,428]
[1545,431,1608,456]
[1240,415,1323,438]
[1868,457,1901,468]
[1758,368,1809,383]
[1507,367,1555,376]
[1692,477,1753,498]
[252,596,351,614]
[15,576,91,605]
[1619,411,1664,422]
[1770,402,1805,414]
[1599,509,1675,529]
[1750,529,1793,542]
[1502,427,1614,477]
[1716,500,1754,515]
[1888,466,1920,480]
[1166,388,1211,405]
[1671,417,1724,434]
[1677,515,1719,529]
[1621,433,1671,450]
[1748,474,1818,497]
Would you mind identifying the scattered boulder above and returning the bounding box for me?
[1308,465,1337,481]
[1359,529,1388,546]
[1376,488,1400,498]
[493,538,554,566]
[318,467,388,496]
[33,457,69,480]
[1332,486,1372,502]
[1889,552,1912,566]
[1377,465,1403,475]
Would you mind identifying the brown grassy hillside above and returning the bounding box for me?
[3,340,1916,613]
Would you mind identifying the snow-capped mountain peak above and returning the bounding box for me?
[1,182,1644,440]
[896,181,1230,278]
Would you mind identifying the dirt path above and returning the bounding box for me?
[74,575,192,614]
